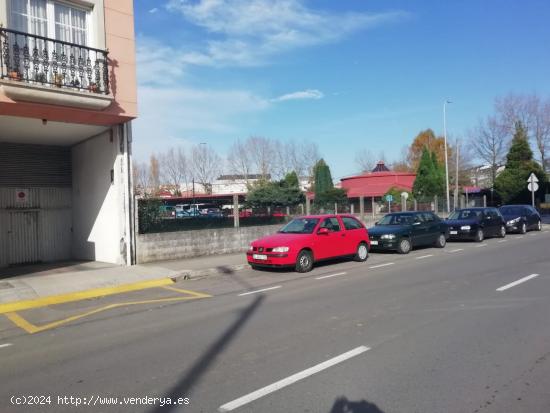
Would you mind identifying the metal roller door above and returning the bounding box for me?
[8,211,39,265]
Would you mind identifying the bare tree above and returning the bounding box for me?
[227,139,253,180]
[391,145,412,172]
[149,154,161,192]
[469,116,508,187]
[530,96,550,172]
[160,147,188,194]
[132,161,149,195]
[354,149,376,172]
[247,136,274,179]
[191,144,222,194]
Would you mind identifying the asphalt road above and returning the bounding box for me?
[1,228,550,413]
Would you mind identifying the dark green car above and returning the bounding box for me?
[368,211,449,254]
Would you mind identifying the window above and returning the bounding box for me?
[422,213,435,222]
[342,217,363,230]
[9,0,90,46]
[320,218,341,232]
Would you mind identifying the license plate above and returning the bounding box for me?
[370,240,379,245]
[253,254,267,260]
[450,231,458,235]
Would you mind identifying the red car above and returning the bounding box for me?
[247,214,371,272]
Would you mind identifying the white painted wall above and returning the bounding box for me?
[72,127,130,264]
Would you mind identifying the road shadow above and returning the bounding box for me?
[148,293,264,413]
[329,396,386,413]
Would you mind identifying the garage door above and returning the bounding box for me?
[8,211,40,265]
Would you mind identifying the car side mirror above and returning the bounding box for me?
[374,221,379,226]
[318,227,329,235]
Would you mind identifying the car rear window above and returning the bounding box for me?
[342,217,363,230]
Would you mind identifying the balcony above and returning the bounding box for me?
[0,27,113,110]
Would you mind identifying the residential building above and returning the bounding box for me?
[0,0,137,267]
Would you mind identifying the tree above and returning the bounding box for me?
[149,155,160,193]
[407,129,451,171]
[133,161,149,195]
[413,147,445,199]
[313,159,333,195]
[227,139,253,180]
[494,121,547,204]
[160,147,188,195]
[383,186,413,207]
[246,174,305,208]
[248,136,274,179]
[354,149,376,172]
[191,144,222,194]
[391,145,413,172]
[469,115,508,187]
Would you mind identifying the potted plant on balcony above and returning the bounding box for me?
[8,70,20,81]
[35,72,47,84]
[54,73,64,87]
[88,82,98,93]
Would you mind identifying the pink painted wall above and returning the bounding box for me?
[0,0,137,126]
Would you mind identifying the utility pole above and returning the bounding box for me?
[454,138,459,210]
[443,99,452,214]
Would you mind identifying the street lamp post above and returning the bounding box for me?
[443,100,452,214]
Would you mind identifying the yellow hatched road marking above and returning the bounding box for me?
[0,278,175,314]
[5,292,211,334]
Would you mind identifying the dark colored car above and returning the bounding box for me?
[367,211,448,254]
[446,207,506,242]
[499,205,542,233]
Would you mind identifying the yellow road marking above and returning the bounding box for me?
[161,285,212,298]
[5,292,211,334]
[0,278,174,314]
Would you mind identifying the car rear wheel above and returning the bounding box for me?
[397,238,411,254]
[475,229,484,242]
[498,225,506,238]
[536,220,542,231]
[520,222,527,234]
[434,233,446,248]
[295,250,313,273]
[354,242,369,262]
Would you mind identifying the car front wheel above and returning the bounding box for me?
[475,229,484,242]
[354,242,369,262]
[295,250,314,273]
[397,238,411,254]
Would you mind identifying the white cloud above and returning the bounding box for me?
[272,89,324,102]
[132,85,270,160]
[165,0,409,66]
[149,7,158,13]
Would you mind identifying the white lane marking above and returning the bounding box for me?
[218,346,370,412]
[316,272,347,280]
[0,343,13,349]
[238,286,282,296]
[496,274,540,292]
[475,244,488,248]
[517,236,524,239]
[497,240,507,243]
[369,263,394,269]
[415,254,433,260]
[449,248,464,253]
[528,233,537,237]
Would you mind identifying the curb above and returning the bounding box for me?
[170,263,249,281]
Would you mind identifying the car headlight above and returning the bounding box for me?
[507,217,520,224]
[248,245,254,251]
[380,234,396,240]
[272,246,289,253]
[460,225,471,230]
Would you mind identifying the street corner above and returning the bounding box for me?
[0,279,212,335]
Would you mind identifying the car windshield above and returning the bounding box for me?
[500,206,524,215]
[448,209,482,220]
[377,214,414,225]
[279,218,320,234]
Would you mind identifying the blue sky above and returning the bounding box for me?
[132,0,550,179]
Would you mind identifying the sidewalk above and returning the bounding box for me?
[0,253,247,304]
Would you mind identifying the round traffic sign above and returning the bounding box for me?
[528,182,539,192]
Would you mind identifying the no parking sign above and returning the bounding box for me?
[15,189,29,204]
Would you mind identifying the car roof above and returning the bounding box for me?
[295,214,355,219]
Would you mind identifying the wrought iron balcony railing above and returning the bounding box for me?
[0,27,109,95]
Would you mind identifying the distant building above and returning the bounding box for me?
[210,174,270,194]
[467,164,505,188]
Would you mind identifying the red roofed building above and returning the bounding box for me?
[340,161,416,212]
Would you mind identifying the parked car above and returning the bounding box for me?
[446,207,506,241]
[159,205,175,219]
[367,211,448,254]
[247,214,370,272]
[204,208,224,218]
[499,205,542,233]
